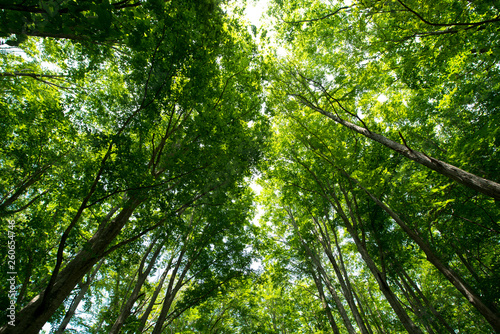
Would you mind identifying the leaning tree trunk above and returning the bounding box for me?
[150,247,192,334]
[298,96,500,201]
[287,210,357,334]
[136,251,175,333]
[393,273,436,334]
[109,238,164,334]
[347,175,500,332]
[54,260,103,334]
[310,264,341,334]
[332,223,374,334]
[312,216,370,334]
[325,187,425,334]
[399,268,456,334]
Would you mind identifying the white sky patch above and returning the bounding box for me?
[250,180,264,227]
[244,0,269,28]
[42,323,51,333]
[377,94,388,103]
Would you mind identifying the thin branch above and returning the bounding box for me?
[396,0,500,28]
[283,6,350,24]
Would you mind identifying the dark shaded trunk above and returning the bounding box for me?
[0,197,144,334]
[292,157,423,333]
[151,247,191,334]
[393,274,436,334]
[332,223,374,334]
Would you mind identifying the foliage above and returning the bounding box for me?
[1,0,499,332]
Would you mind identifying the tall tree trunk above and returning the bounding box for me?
[347,175,500,332]
[310,265,341,334]
[399,268,456,334]
[150,247,191,334]
[332,223,374,334]
[326,187,424,334]
[297,96,500,201]
[287,209,357,334]
[393,274,436,334]
[54,260,104,334]
[350,286,375,334]
[365,287,387,333]
[0,197,144,334]
[136,251,175,333]
[292,158,423,333]
[109,237,165,334]
[313,215,370,334]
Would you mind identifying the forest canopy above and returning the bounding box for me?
[0,0,499,333]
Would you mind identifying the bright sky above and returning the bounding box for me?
[244,0,269,28]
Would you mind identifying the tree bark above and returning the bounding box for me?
[348,176,500,332]
[54,260,104,334]
[287,209,357,334]
[292,157,424,333]
[310,264,341,334]
[136,250,175,333]
[332,223,374,334]
[151,247,192,334]
[109,238,164,334]
[326,187,424,334]
[297,96,500,201]
[399,268,456,334]
[313,216,370,334]
[0,197,144,334]
[393,274,436,334]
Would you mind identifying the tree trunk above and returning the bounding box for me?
[54,260,103,334]
[350,286,375,334]
[332,223,374,334]
[399,268,456,334]
[151,247,191,334]
[109,238,164,334]
[310,265,341,334]
[393,274,436,334]
[136,251,175,333]
[298,96,500,201]
[365,286,387,333]
[326,188,424,334]
[0,197,144,334]
[313,216,370,334]
[287,209,357,334]
[348,176,500,332]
